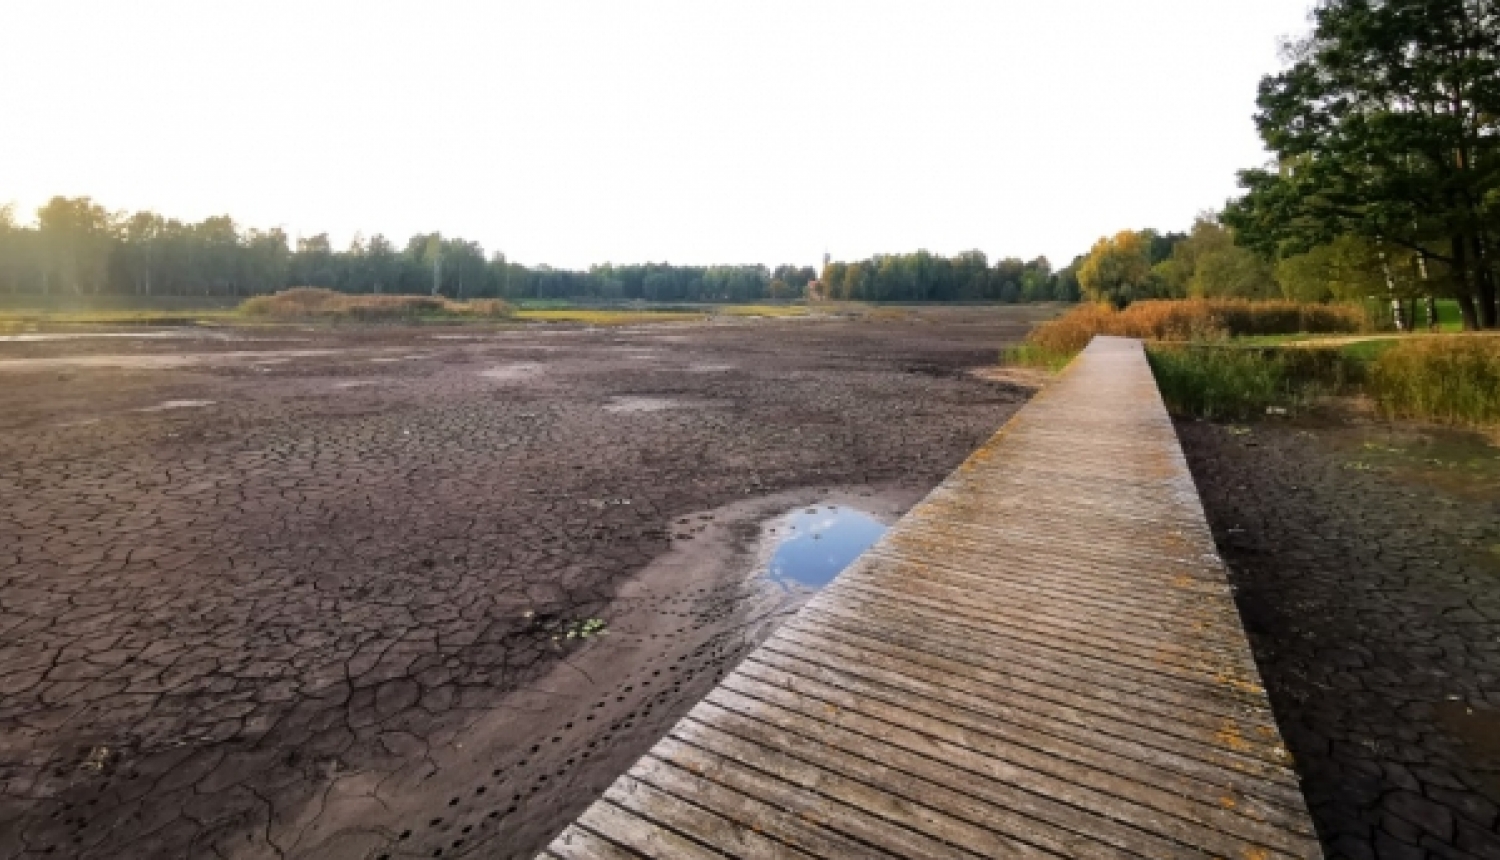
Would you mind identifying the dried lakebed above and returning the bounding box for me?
[0,307,1047,859]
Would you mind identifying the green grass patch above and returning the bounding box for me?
[1336,338,1402,362]
[1001,343,1076,371]
[716,304,809,318]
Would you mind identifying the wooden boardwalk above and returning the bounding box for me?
[540,337,1321,859]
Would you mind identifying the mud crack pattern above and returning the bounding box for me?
[1180,420,1500,860]
[0,311,1039,859]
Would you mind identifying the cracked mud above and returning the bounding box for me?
[1181,419,1500,860]
[0,309,1042,859]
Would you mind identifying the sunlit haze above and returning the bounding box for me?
[1,0,1313,269]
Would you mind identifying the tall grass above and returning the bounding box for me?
[1145,344,1365,420]
[1369,337,1500,425]
[1020,299,1368,359]
[239,288,512,321]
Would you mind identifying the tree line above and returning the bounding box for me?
[818,252,1080,303]
[0,198,1067,305]
[0,198,815,303]
[1077,0,1500,330]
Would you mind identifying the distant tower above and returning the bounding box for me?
[823,251,830,269]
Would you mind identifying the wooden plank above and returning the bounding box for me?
[690,694,1179,859]
[670,717,1051,859]
[742,640,1306,808]
[626,753,888,859]
[538,337,1322,859]
[708,674,1312,856]
[573,800,722,860]
[603,773,813,860]
[544,826,644,860]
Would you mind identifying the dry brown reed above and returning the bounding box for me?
[1369,336,1500,425]
[1025,300,1369,355]
[239,288,512,321]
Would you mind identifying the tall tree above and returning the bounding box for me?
[1077,230,1155,306]
[36,196,114,295]
[1224,0,1500,328]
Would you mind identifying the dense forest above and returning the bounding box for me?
[0,198,1071,304]
[818,252,1080,303]
[1075,0,1500,330]
[0,198,813,303]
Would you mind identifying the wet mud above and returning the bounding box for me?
[0,308,1042,859]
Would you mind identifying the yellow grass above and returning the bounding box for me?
[716,305,809,318]
[1369,336,1500,425]
[1023,300,1368,356]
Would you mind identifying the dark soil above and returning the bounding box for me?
[1179,417,1500,860]
[0,308,1044,859]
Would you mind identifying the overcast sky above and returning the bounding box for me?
[1,0,1312,270]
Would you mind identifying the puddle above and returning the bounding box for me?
[604,396,677,413]
[136,400,216,412]
[686,364,734,373]
[763,505,887,590]
[332,380,379,389]
[479,363,544,381]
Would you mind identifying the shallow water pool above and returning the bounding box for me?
[766,505,887,590]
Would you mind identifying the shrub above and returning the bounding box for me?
[1011,299,1369,366]
[239,288,512,321]
[1369,337,1500,425]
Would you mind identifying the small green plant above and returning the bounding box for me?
[564,618,607,640]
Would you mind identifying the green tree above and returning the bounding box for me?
[1154,216,1278,299]
[1224,0,1500,328]
[1077,230,1155,306]
[243,228,290,295]
[36,196,114,295]
[1276,234,1424,303]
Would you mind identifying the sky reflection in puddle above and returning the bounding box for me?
[766,505,886,590]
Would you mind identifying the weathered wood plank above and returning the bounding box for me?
[538,337,1322,859]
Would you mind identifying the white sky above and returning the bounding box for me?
[0,0,1312,270]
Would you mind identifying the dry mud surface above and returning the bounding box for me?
[1181,419,1500,860]
[0,309,1041,859]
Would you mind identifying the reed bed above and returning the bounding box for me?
[239,288,512,321]
[1020,299,1368,358]
[1369,337,1500,426]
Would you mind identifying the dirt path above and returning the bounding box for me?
[0,309,1043,859]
